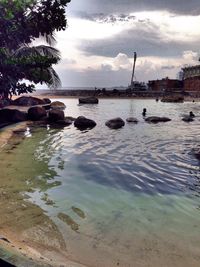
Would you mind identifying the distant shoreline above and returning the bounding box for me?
[29,89,200,101]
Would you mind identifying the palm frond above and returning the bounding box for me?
[14,45,61,60]
[46,67,61,89]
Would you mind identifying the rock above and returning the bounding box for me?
[50,101,66,110]
[65,116,76,121]
[74,116,96,129]
[145,116,171,123]
[126,117,138,123]
[105,117,125,129]
[161,95,184,103]
[28,106,47,121]
[0,98,12,108]
[43,98,51,104]
[182,116,194,122]
[12,96,45,106]
[79,97,99,104]
[48,109,65,122]
[0,109,27,123]
[56,119,73,126]
[42,104,51,110]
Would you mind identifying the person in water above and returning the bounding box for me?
[142,108,147,116]
[189,111,195,117]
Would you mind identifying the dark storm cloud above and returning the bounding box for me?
[74,0,200,16]
[75,12,136,23]
[79,20,200,58]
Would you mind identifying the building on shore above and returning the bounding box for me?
[182,65,200,91]
[148,77,183,92]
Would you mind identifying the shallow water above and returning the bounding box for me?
[1,99,200,266]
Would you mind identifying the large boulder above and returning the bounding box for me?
[0,109,27,123]
[48,109,65,122]
[50,101,66,110]
[79,97,99,104]
[43,98,51,104]
[28,106,47,121]
[126,117,138,123]
[105,117,125,129]
[145,116,171,123]
[13,96,45,106]
[74,116,96,130]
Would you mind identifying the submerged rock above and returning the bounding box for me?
[65,116,76,121]
[126,117,138,123]
[55,119,73,127]
[50,101,66,110]
[145,116,171,123]
[79,97,99,104]
[48,109,65,122]
[182,116,194,122]
[74,116,96,130]
[72,206,86,219]
[28,106,47,121]
[105,117,125,129]
[58,212,79,232]
[12,96,45,106]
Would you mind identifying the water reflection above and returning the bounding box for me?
[0,126,67,266]
[1,99,200,266]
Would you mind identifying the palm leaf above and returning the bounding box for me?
[14,45,61,60]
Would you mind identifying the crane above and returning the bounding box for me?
[130,52,137,92]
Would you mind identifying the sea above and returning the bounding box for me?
[0,98,200,267]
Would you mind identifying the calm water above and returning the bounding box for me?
[1,99,200,267]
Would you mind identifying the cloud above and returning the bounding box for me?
[78,16,200,59]
[75,12,136,24]
[68,0,200,17]
[182,50,199,61]
[61,58,77,65]
[161,65,177,70]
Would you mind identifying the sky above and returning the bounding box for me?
[49,0,200,88]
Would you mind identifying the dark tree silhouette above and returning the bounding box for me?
[0,0,70,98]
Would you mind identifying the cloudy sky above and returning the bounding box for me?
[51,0,200,88]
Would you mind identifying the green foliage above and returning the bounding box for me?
[0,0,71,98]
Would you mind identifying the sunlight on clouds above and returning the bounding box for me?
[65,18,123,40]
[54,6,200,86]
[132,11,200,42]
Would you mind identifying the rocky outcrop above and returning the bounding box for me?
[0,108,27,123]
[79,97,99,104]
[50,101,66,110]
[105,117,125,129]
[48,109,65,122]
[74,116,96,130]
[161,95,184,103]
[28,106,47,121]
[145,116,171,123]
[126,117,138,123]
[12,96,45,106]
